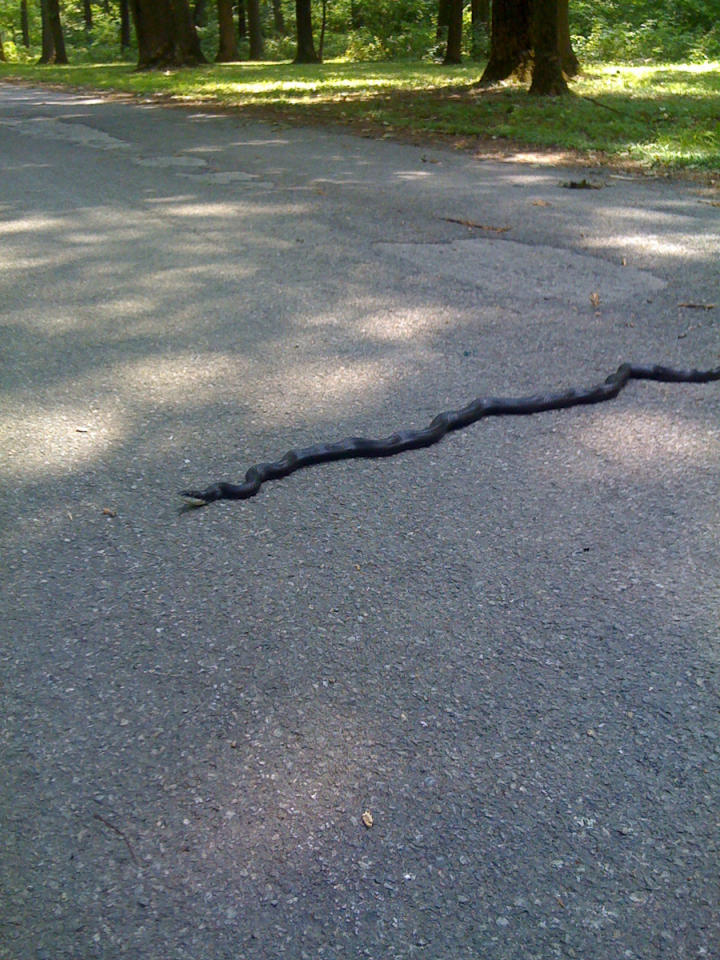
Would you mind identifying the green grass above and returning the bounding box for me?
[1,59,718,174]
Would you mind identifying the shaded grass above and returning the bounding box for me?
[1,59,718,174]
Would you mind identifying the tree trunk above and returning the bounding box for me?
[21,0,31,47]
[247,0,264,58]
[194,0,207,27]
[129,0,206,67]
[47,0,68,63]
[318,0,327,60]
[83,0,93,32]
[480,0,531,83]
[216,0,239,60]
[271,0,285,35]
[120,0,131,49]
[557,0,578,76]
[0,32,5,61]
[471,0,490,59]
[529,0,568,94]
[237,0,246,39]
[443,0,463,64]
[350,0,362,29]
[39,0,55,62]
[294,0,319,63]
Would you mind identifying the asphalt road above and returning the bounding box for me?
[1,82,718,960]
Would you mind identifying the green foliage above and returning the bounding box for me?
[0,0,718,67]
[571,0,720,62]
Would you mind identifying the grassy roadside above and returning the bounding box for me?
[1,59,718,176]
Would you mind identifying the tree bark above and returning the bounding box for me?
[193,0,207,27]
[0,32,5,61]
[529,0,568,94]
[436,0,450,40]
[471,0,490,60]
[47,0,68,63]
[247,0,264,58]
[119,0,131,49]
[557,0,578,76]
[237,0,246,39]
[83,0,93,32]
[480,0,531,83]
[216,0,239,60]
[21,0,31,47]
[39,0,55,62]
[443,0,463,63]
[294,0,319,63]
[271,0,286,35]
[129,0,205,67]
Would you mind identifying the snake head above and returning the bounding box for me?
[178,489,212,507]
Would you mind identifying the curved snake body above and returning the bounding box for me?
[180,362,720,506]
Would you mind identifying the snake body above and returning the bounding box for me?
[180,362,720,506]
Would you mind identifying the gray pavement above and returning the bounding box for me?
[1,82,719,959]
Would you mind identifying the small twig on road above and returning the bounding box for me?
[93,812,139,865]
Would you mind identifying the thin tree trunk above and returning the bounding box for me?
[529,0,568,94]
[436,0,450,40]
[271,0,285,34]
[471,0,490,59]
[83,0,93,32]
[216,0,239,60]
[318,0,327,60]
[0,32,5,61]
[443,0,463,64]
[247,0,263,58]
[237,0,246,39]
[294,0,319,63]
[120,0,131,49]
[194,0,207,27]
[21,0,30,46]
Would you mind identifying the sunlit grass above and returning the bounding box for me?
[1,59,718,172]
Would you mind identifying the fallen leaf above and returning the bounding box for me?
[362,811,374,829]
[590,292,601,308]
[102,508,117,517]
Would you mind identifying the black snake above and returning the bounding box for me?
[180,361,720,506]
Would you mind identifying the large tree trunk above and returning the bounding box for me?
[216,0,239,60]
[294,0,319,63]
[530,0,568,94]
[129,0,206,68]
[247,0,264,59]
[480,0,532,83]
[443,0,463,64]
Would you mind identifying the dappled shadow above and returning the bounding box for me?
[2,87,719,958]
